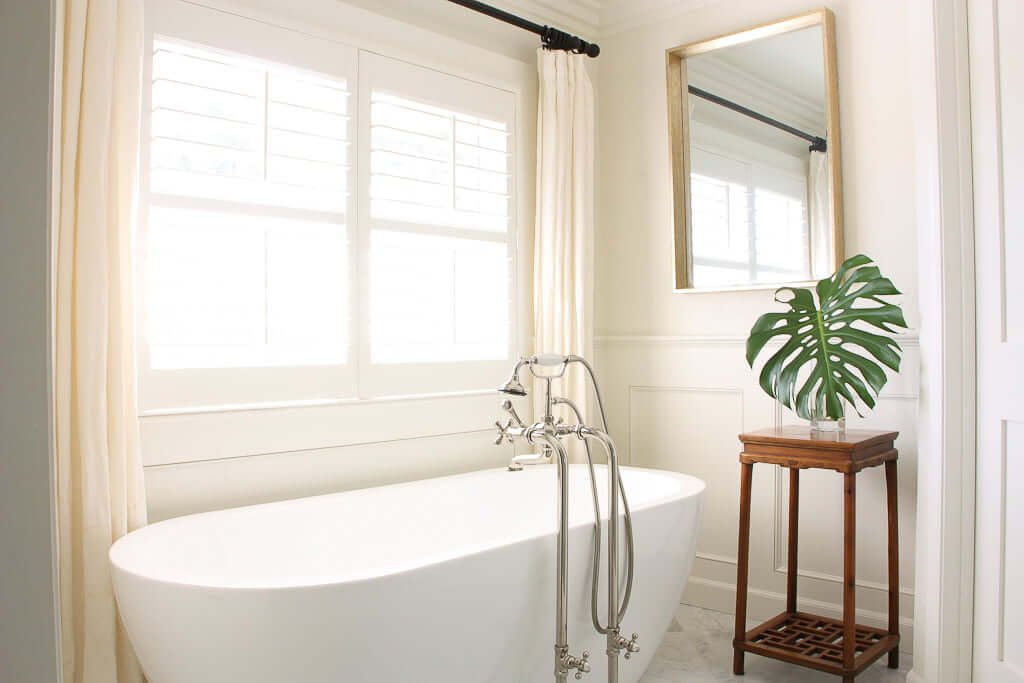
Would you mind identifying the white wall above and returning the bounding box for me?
[0,0,62,680]
[593,0,919,651]
[143,0,539,522]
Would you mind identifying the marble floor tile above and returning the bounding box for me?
[639,605,909,683]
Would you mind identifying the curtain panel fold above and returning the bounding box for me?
[55,1,147,682]
[808,149,832,277]
[534,49,595,450]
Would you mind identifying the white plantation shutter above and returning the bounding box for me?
[360,54,515,395]
[149,43,351,212]
[137,5,519,412]
[138,11,359,410]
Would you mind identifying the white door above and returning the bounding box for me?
[970,1,1024,681]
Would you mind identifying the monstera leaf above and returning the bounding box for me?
[746,255,908,421]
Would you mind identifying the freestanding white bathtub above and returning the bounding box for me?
[110,464,705,683]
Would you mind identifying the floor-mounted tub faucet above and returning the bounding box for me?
[495,354,639,683]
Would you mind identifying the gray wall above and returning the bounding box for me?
[0,0,61,681]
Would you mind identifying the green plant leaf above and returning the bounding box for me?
[745,254,908,420]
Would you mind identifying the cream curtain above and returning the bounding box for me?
[808,150,832,277]
[55,1,147,682]
[534,49,595,454]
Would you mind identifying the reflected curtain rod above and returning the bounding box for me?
[445,0,600,58]
[688,85,827,152]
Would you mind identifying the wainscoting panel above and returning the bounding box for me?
[629,386,744,564]
[595,335,918,652]
[144,430,508,522]
[1003,420,1024,670]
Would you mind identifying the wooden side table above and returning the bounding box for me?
[733,427,900,683]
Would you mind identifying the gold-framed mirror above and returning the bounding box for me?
[666,9,843,291]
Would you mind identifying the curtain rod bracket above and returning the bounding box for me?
[541,26,601,58]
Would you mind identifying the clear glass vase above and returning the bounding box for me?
[809,402,846,434]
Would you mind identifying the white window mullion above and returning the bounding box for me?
[354,48,372,401]
[449,116,457,213]
[261,69,270,182]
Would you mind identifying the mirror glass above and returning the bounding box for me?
[667,11,842,290]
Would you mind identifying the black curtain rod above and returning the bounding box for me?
[445,0,600,58]
[688,85,826,152]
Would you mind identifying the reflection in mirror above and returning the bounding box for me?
[667,10,842,291]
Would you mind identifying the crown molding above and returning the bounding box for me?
[479,0,723,43]
[598,0,718,37]
[496,0,602,40]
[338,1,722,53]
[688,54,826,136]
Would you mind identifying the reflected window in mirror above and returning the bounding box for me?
[667,10,842,291]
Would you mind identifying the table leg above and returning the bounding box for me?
[787,468,800,614]
[734,462,754,676]
[843,471,856,683]
[886,460,900,669]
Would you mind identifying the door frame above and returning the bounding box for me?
[907,0,977,682]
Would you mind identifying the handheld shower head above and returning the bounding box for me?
[498,374,527,396]
[498,358,529,396]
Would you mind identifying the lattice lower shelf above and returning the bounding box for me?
[737,611,899,677]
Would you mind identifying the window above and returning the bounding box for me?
[138,3,516,412]
[359,53,514,396]
[690,146,810,288]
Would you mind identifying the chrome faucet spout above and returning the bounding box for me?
[507,452,551,471]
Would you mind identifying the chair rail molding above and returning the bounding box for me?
[595,333,920,346]
[907,0,977,681]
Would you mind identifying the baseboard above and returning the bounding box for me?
[905,670,927,683]
[682,576,915,655]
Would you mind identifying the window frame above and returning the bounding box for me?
[137,0,520,416]
[357,51,517,398]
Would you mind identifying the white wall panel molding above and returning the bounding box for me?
[140,393,519,466]
[144,429,508,521]
[775,563,915,598]
[695,551,740,566]
[597,333,921,346]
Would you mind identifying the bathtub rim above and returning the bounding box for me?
[110,464,706,591]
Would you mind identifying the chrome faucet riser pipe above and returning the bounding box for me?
[535,433,570,681]
[532,431,590,682]
[578,427,619,683]
[554,401,636,628]
[554,398,605,634]
[544,377,556,424]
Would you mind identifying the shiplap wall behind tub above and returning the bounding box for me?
[593,0,919,653]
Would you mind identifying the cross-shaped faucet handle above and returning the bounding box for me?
[494,419,516,445]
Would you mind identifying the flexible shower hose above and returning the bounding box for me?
[556,356,635,633]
